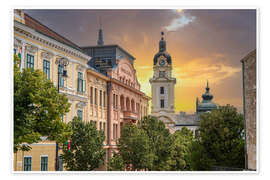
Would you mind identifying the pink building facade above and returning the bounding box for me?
[106,57,150,158]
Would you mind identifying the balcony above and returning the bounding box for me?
[122,110,138,124]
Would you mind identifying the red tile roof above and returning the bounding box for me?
[24,13,83,51]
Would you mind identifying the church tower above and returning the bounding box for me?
[150,32,176,114]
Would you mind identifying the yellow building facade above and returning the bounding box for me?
[13,10,149,171]
[13,10,109,171]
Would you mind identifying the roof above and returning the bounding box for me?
[24,13,84,52]
[241,49,256,63]
[81,44,136,60]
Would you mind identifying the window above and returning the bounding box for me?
[43,60,50,79]
[90,87,93,104]
[115,124,118,139]
[23,157,32,171]
[94,88,97,105]
[159,71,165,78]
[103,122,106,131]
[103,91,106,107]
[59,156,63,171]
[58,65,64,87]
[14,48,17,55]
[99,122,102,130]
[113,94,115,109]
[113,124,116,139]
[113,124,118,139]
[160,99,164,108]
[77,72,84,92]
[160,87,164,94]
[26,54,34,69]
[99,90,102,106]
[77,110,83,120]
[40,156,48,171]
[115,95,118,109]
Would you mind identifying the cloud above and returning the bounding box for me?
[172,57,241,88]
[165,11,196,31]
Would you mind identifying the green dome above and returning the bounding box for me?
[196,81,217,113]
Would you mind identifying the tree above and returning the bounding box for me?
[191,105,245,170]
[116,123,154,171]
[188,140,216,171]
[61,117,105,171]
[169,127,194,170]
[14,55,71,152]
[138,116,174,171]
[107,151,125,171]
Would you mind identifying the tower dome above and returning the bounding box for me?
[153,32,172,65]
[196,81,217,113]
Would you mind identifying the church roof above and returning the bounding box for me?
[197,81,217,112]
[153,32,172,65]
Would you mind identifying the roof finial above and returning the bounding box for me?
[159,31,166,52]
[97,16,104,46]
[206,80,210,93]
[99,16,102,29]
[161,31,164,40]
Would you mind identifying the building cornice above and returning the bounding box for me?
[14,36,89,68]
[14,21,91,62]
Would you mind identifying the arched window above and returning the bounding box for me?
[126,97,130,111]
[131,99,135,112]
[120,95,125,110]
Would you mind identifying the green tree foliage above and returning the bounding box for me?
[14,55,71,152]
[107,151,125,171]
[61,117,105,171]
[188,140,216,171]
[170,127,194,170]
[117,123,154,171]
[190,105,245,170]
[138,116,174,171]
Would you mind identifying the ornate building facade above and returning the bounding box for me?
[13,10,149,171]
[82,29,150,159]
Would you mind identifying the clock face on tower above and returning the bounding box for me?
[159,59,165,66]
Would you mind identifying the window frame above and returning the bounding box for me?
[77,109,83,120]
[26,53,35,69]
[40,155,48,171]
[23,156,32,171]
[58,64,65,87]
[43,59,50,79]
[160,86,164,94]
[160,99,165,108]
[77,72,84,93]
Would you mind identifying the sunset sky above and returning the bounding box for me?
[24,9,256,113]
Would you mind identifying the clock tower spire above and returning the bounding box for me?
[150,32,176,114]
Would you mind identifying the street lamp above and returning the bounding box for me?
[55,57,69,171]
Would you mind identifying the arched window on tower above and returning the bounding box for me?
[160,87,164,94]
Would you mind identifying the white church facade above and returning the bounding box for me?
[149,32,217,134]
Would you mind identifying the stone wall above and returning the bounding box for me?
[241,49,256,170]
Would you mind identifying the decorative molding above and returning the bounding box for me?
[76,101,87,109]
[41,51,54,60]
[14,38,22,48]
[14,21,91,61]
[25,44,38,54]
[77,64,86,72]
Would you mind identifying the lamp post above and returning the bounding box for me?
[55,57,69,171]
